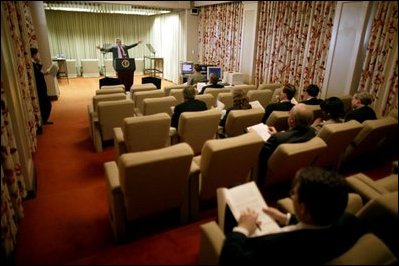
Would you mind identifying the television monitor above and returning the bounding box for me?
[207,66,222,81]
[199,64,208,73]
[182,62,193,75]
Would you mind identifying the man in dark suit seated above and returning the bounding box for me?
[344,91,377,123]
[257,103,316,187]
[199,72,224,94]
[300,84,324,105]
[171,86,207,129]
[219,166,366,265]
[261,84,296,123]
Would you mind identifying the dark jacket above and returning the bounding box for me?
[262,101,294,123]
[200,83,224,94]
[300,98,324,105]
[257,126,316,186]
[220,213,366,265]
[344,106,377,123]
[171,99,207,128]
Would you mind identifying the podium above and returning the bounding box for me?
[114,58,136,92]
[114,58,136,72]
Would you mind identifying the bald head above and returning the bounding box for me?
[289,103,314,128]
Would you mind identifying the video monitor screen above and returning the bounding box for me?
[182,62,193,74]
[207,66,222,81]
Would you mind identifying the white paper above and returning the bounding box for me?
[224,182,280,237]
[216,100,225,111]
[249,100,265,111]
[247,123,271,142]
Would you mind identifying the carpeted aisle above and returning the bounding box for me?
[14,77,210,265]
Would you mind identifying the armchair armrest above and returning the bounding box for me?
[189,160,201,220]
[199,221,225,265]
[169,127,178,145]
[104,161,127,242]
[277,193,364,215]
[113,127,127,159]
[346,173,389,201]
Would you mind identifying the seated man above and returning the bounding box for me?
[257,103,316,187]
[220,166,366,265]
[300,84,324,105]
[171,86,207,129]
[199,72,224,94]
[186,64,205,85]
[261,84,296,123]
[344,91,377,123]
[311,96,345,133]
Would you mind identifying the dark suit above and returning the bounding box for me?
[300,97,324,105]
[219,213,366,265]
[257,126,316,187]
[100,43,139,91]
[200,83,224,94]
[171,99,207,128]
[344,106,377,123]
[32,61,52,124]
[261,101,294,123]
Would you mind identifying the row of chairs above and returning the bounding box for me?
[105,132,265,242]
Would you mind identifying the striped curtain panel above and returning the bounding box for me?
[254,1,336,91]
[357,1,398,116]
[198,2,243,72]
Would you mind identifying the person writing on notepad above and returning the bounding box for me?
[219,167,366,265]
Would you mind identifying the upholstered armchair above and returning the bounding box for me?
[92,99,134,152]
[104,143,194,242]
[100,84,125,90]
[247,89,273,108]
[342,117,397,164]
[257,83,283,91]
[113,113,171,159]
[315,120,363,170]
[95,87,125,95]
[171,109,221,155]
[169,88,184,104]
[129,83,157,95]
[189,132,264,219]
[195,94,216,109]
[261,137,327,188]
[88,93,127,139]
[345,173,398,201]
[265,110,290,131]
[163,84,187,96]
[132,90,165,116]
[217,92,233,109]
[222,108,264,137]
[203,88,232,101]
[139,96,177,116]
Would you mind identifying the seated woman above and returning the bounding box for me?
[312,96,345,133]
[219,89,252,128]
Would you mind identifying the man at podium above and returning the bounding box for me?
[97,38,142,91]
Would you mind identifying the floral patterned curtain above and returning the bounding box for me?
[254,1,336,92]
[3,1,39,151]
[357,1,398,116]
[198,2,243,72]
[1,1,38,257]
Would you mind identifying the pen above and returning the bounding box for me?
[256,224,262,231]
